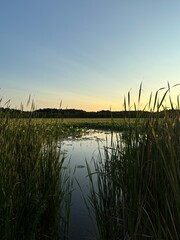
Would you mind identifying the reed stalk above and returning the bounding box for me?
[0,113,71,239]
[87,84,180,239]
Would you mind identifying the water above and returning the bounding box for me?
[61,129,115,240]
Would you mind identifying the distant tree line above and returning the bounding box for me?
[0,107,179,119]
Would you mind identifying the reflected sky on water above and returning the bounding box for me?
[61,130,118,240]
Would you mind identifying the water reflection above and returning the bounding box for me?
[61,130,116,240]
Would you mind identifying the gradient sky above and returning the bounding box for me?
[0,0,180,111]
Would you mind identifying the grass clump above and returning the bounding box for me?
[87,84,180,239]
[0,116,71,239]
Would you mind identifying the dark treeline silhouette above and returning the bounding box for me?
[0,107,179,119]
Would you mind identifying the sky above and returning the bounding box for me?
[0,0,180,111]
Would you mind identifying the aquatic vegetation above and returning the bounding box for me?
[87,84,180,239]
[0,117,71,240]
[0,84,179,239]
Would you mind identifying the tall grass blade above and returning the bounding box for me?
[138,82,142,105]
[158,89,169,110]
[128,90,131,109]
[169,95,174,110]
[177,94,180,110]
[148,92,152,110]
[26,94,31,107]
[153,87,165,111]
[4,99,11,108]
[124,96,127,112]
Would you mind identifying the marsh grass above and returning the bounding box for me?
[87,84,180,239]
[0,113,72,239]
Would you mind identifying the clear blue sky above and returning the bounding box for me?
[0,0,180,111]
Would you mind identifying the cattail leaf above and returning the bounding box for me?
[4,99,11,107]
[168,81,170,90]
[20,102,23,111]
[157,99,160,110]
[142,103,148,111]
[169,95,174,110]
[27,94,31,107]
[138,82,142,104]
[153,87,165,111]
[124,96,126,112]
[177,94,180,110]
[31,100,35,111]
[153,90,158,111]
[59,100,62,109]
[128,90,131,108]
[158,89,169,110]
[149,92,152,110]
[172,83,180,88]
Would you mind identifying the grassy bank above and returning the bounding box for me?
[4,118,135,132]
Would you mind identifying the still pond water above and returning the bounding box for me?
[61,129,117,240]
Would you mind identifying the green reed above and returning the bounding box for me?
[0,115,71,239]
[87,84,180,239]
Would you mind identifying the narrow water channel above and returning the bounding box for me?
[61,129,115,240]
